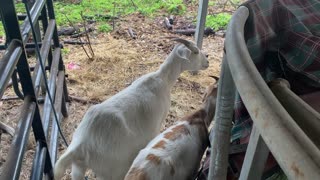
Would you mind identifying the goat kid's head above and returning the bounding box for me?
[172,38,209,71]
[202,76,219,128]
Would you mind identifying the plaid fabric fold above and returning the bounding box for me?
[200,0,320,179]
[231,0,320,143]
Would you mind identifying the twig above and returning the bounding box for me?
[164,17,173,30]
[64,14,93,61]
[70,26,94,38]
[128,27,137,39]
[0,121,15,136]
[69,95,101,104]
[80,11,95,60]
[63,40,91,45]
[209,10,234,15]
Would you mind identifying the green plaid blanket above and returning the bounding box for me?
[232,0,320,144]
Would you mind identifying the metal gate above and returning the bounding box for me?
[0,0,68,179]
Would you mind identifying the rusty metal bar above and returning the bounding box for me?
[269,79,320,155]
[43,48,60,137]
[0,40,22,98]
[50,71,65,165]
[224,6,320,179]
[208,55,236,179]
[1,96,35,180]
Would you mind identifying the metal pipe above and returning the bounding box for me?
[42,48,60,137]
[269,79,320,154]
[225,6,320,179]
[31,142,47,180]
[12,70,24,99]
[50,71,65,165]
[46,0,60,47]
[32,20,56,95]
[0,40,22,99]
[1,96,35,180]
[239,126,269,180]
[195,0,209,49]
[21,0,46,45]
[208,55,236,179]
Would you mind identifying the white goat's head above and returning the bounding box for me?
[172,38,209,71]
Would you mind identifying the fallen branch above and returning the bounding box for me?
[164,17,173,30]
[128,27,137,39]
[70,26,95,38]
[63,40,91,45]
[69,95,100,104]
[169,15,174,25]
[173,27,215,36]
[0,121,15,137]
[80,11,95,60]
[58,26,80,36]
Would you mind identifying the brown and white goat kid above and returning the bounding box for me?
[124,77,218,180]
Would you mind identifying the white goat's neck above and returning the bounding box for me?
[158,50,183,89]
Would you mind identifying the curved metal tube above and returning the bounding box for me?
[225,6,320,179]
[269,79,320,148]
[208,55,236,179]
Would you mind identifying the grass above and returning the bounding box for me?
[54,0,187,26]
[0,0,186,37]
[0,0,233,39]
[206,13,232,31]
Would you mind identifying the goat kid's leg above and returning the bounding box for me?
[71,162,86,180]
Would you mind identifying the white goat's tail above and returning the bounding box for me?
[54,150,73,180]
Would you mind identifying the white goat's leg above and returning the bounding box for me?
[71,162,86,180]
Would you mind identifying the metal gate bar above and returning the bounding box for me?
[0,0,68,179]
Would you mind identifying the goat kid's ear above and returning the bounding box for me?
[177,46,192,62]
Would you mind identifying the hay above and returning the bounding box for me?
[0,11,224,179]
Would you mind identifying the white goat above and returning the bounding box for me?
[124,77,218,180]
[54,38,209,180]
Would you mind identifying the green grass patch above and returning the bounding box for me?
[98,23,112,33]
[54,0,186,26]
[0,0,186,38]
[206,13,232,31]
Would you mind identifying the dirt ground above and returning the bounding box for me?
[0,2,234,179]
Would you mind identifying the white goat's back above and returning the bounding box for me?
[54,38,209,180]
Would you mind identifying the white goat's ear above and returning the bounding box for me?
[177,46,192,61]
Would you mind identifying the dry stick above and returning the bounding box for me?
[128,27,137,39]
[69,95,101,104]
[209,10,233,15]
[70,26,94,38]
[164,17,173,30]
[80,11,95,59]
[0,121,15,137]
[64,14,92,60]
[63,40,91,45]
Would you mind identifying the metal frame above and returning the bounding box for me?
[0,0,68,179]
[208,6,320,179]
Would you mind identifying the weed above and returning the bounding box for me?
[62,47,70,55]
[98,23,112,33]
[206,13,231,31]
